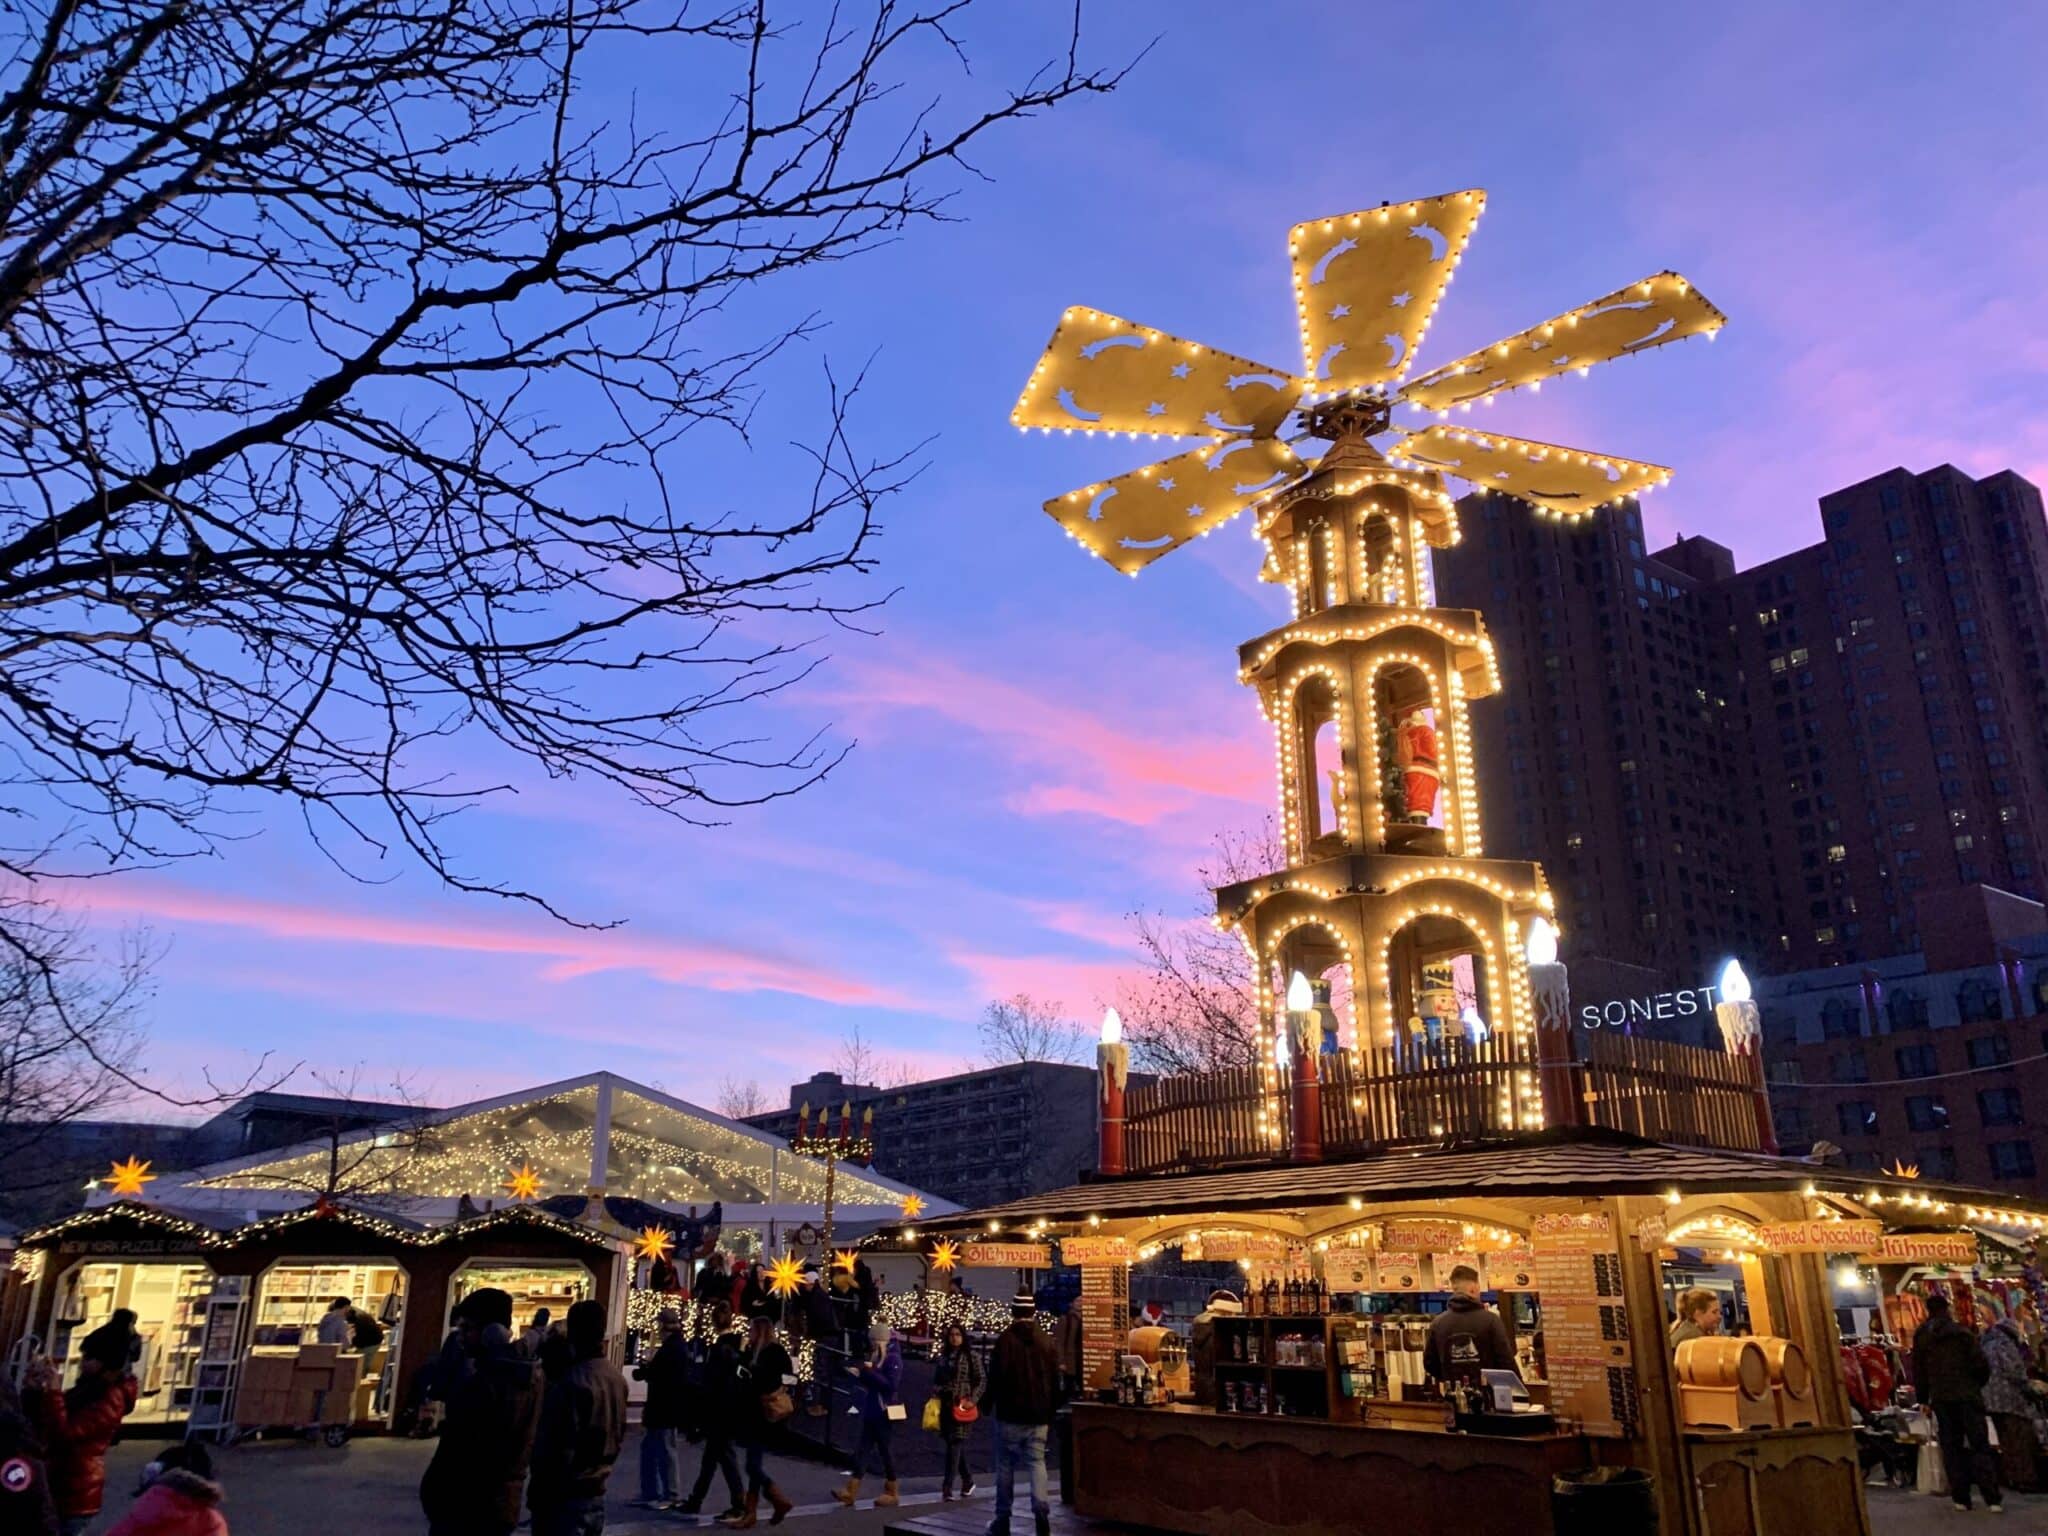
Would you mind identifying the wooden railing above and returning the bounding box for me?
[1576,1029,1765,1152]
[1118,1028,1766,1175]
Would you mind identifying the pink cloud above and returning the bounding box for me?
[72,879,904,1009]
[834,651,1266,824]
[946,945,1139,1019]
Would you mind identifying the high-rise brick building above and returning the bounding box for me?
[1434,464,2048,979]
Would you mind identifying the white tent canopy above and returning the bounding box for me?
[120,1070,951,1227]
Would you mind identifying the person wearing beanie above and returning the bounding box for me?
[104,1441,227,1536]
[420,1288,543,1536]
[23,1330,139,1535]
[1912,1291,2002,1513]
[527,1299,627,1534]
[980,1292,1058,1536]
[631,1307,691,1508]
[832,1323,904,1508]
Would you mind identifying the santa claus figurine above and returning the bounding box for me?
[1394,709,1440,823]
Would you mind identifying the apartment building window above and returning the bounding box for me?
[1915,1146,1960,1180]
[1837,1100,1879,1136]
[1904,1095,1949,1132]
[1980,1087,2026,1127]
[1957,979,2005,1024]
[1968,1035,2013,1068]
[1894,1044,1938,1078]
[1990,1140,2037,1180]
[1887,990,1930,1031]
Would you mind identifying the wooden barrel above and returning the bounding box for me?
[1758,1337,1811,1397]
[1126,1325,1171,1363]
[1677,1337,1769,1398]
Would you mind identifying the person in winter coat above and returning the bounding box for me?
[1913,1292,2003,1513]
[721,1315,795,1529]
[419,1289,544,1536]
[632,1307,691,1508]
[932,1322,982,1500]
[105,1440,228,1536]
[795,1269,837,1415]
[693,1253,730,1307]
[833,1324,903,1508]
[315,1297,353,1347]
[1982,1317,2042,1491]
[1424,1266,1517,1388]
[25,1334,139,1536]
[679,1304,745,1520]
[518,1309,553,1361]
[527,1300,627,1536]
[737,1265,773,1323]
[979,1293,1059,1536]
[0,1372,59,1536]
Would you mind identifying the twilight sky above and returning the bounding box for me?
[73,2,2048,1117]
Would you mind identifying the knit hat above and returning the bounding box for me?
[1011,1290,1036,1316]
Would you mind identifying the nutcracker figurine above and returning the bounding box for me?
[1393,709,1439,823]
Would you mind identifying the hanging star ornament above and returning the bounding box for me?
[765,1254,806,1298]
[898,1193,926,1221]
[929,1238,961,1273]
[502,1164,544,1202]
[1885,1160,1922,1180]
[105,1157,156,1198]
[635,1225,674,1262]
[832,1247,860,1275]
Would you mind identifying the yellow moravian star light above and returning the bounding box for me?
[766,1254,805,1298]
[106,1156,156,1198]
[635,1225,674,1262]
[1012,190,1722,574]
[899,1193,926,1220]
[832,1248,859,1275]
[928,1238,961,1273]
[502,1164,544,1202]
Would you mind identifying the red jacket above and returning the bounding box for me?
[105,1469,229,1536]
[31,1374,138,1517]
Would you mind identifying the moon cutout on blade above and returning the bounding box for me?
[1202,409,1257,435]
[1084,484,1118,521]
[1314,342,1346,381]
[1308,237,1358,286]
[1622,318,1676,350]
[1407,223,1449,262]
[1055,387,1103,423]
[1078,334,1146,361]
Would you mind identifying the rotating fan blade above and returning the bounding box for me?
[1290,189,1486,394]
[1399,272,1724,414]
[1388,426,1669,517]
[1045,437,1306,576]
[1012,307,1303,440]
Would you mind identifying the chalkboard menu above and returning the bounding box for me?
[1079,1263,1130,1390]
[1530,1212,1635,1438]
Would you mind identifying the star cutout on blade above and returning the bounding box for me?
[502,1164,544,1202]
[1170,361,1192,379]
[1186,503,1206,518]
[1158,477,1177,492]
[106,1157,156,1199]
[1390,291,1411,307]
[1146,401,1165,416]
[1329,303,1351,319]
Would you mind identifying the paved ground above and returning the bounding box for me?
[79,1431,2048,1534]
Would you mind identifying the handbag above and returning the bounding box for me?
[762,1387,796,1423]
[922,1398,942,1433]
[951,1399,980,1424]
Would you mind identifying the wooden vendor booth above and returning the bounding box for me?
[916,1130,2044,1536]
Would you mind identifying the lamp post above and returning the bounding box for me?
[1526,918,1580,1131]
[792,1099,874,1251]
[1097,1008,1129,1177]
[1713,959,1778,1155]
[1286,971,1324,1163]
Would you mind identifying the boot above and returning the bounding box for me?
[676,1497,703,1515]
[876,1480,901,1507]
[766,1483,794,1526]
[986,1521,1011,1536]
[1036,1511,1051,1536]
[832,1476,862,1506]
[719,1493,758,1529]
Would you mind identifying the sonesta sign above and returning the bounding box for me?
[1578,984,1721,1030]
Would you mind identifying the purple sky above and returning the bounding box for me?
[74,3,2048,1115]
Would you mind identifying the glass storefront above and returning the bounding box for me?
[51,1261,213,1425]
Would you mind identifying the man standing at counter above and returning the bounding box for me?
[1423,1266,1516,1388]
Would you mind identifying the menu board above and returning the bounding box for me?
[1326,1249,1374,1293]
[1530,1211,1635,1438]
[1079,1263,1130,1390]
[1432,1251,1484,1290]
[1371,1253,1422,1293]
[1483,1249,1535,1292]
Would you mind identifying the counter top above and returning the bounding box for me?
[1080,1398,1572,1443]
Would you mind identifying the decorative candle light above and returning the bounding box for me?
[1098,1007,1130,1177]
[1526,917,1575,1131]
[1286,970,1324,1164]
[1713,959,1778,1154]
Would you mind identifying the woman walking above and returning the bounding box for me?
[933,1323,982,1500]
[23,1326,141,1536]
[1984,1316,2044,1491]
[721,1316,795,1529]
[833,1324,904,1508]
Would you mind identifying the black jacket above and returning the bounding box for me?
[1914,1313,1990,1406]
[981,1320,1058,1426]
[734,1340,793,1444]
[528,1353,628,1508]
[1424,1295,1516,1384]
[634,1333,692,1432]
[420,1342,543,1531]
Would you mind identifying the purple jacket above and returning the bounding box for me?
[853,1338,903,1424]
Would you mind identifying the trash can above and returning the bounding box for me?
[1552,1466,1655,1533]
[1054,1405,1075,1503]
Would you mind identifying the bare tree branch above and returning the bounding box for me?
[714,1073,766,1119]
[976,991,1082,1066]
